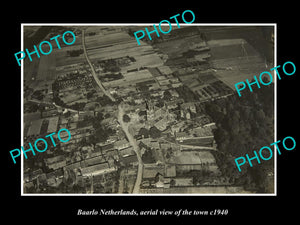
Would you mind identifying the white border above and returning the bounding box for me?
[21,23,277,196]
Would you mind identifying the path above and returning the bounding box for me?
[81,29,116,102]
[117,104,143,194]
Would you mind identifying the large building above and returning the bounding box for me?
[174,151,217,172]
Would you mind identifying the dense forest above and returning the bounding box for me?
[204,80,274,192]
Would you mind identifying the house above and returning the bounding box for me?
[119,146,135,157]
[24,169,43,183]
[81,162,116,177]
[175,132,190,141]
[154,118,168,131]
[165,164,176,178]
[171,83,182,88]
[44,155,66,170]
[114,139,131,150]
[122,154,138,165]
[190,126,214,138]
[169,89,179,98]
[147,108,165,122]
[171,121,186,134]
[46,168,64,187]
[181,102,197,114]
[65,162,81,170]
[155,173,164,188]
[81,155,105,167]
[147,140,160,149]
[143,164,164,180]
[24,180,35,190]
[164,101,178,110]
[175,151,217,172]
[100,143,115,152]
[48,160,67,170]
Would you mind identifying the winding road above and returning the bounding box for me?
[82,29,143,193]
[117,104,143,193]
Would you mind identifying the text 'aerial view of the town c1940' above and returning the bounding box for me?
[23,25,274,195]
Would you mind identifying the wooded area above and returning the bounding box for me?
[205,82,274,192]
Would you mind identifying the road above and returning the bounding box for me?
[117,104,143,194]
[82,29,144,193]
[81,29,116,102]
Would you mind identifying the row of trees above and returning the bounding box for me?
[137,127,162,139]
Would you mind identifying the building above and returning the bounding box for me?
[44,155,66,170]
[175,132,191,141]
[81,162,116,177]
[165,164,176,178]
[122,154,138,166]
[114,139,131,150]
[81,155,106,167]
[175,151,217,172]
[143,164,165,180]
[119,146,135,157]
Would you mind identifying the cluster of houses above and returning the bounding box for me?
[23,26,228,194]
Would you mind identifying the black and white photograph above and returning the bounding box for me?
[22,25,275,195]
[3,4,298,224]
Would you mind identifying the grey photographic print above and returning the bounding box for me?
[22,24,275,195]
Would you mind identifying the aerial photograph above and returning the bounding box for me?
[22,25,275,194]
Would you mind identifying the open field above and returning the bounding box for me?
[153,35,205,59]
[202,26,274,63]
[36,52,56,81]
[208,41,260,60]
[210,56,267,90]
[83,28,164,70]
[207,38,268,90]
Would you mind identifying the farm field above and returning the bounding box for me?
[207,38,268,90]
[83,28,164,70]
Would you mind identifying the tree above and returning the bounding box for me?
[87,90,96,99]
[95,127,109,143]
[255,109,266,123]
[163,90,172,101]
[123,114,131,123]
[79,137,87,147]
[149,126,162,139]
[142,148,156,163]
[138,128,149,138]
[138,110,147,116]
[213,127,229,146]
[170,179,176,187]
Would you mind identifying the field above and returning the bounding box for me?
[207,38,268,90]
[54,37,84,68]
[153,35,205,59]
[36,53,56,81]
[83,27,164,71]
[202,26,274,63]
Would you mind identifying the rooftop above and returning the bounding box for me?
[175,151,216,165]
